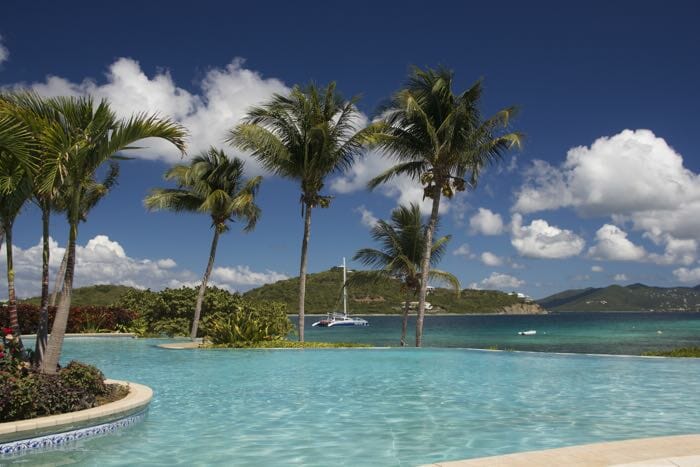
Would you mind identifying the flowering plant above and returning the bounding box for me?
[0,326,26,374]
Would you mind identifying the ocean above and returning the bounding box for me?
[303,312,700,354]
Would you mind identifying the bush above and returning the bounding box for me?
[201,300,293,346]
[0,360,110,422]
[0,304,138,335]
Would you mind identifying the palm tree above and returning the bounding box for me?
[368,67,522,347]
[352,203,459,346]
[1,91,66,363]
[145,148,261,339]
[0,101,36,344]
[39,96,186,374]
[228,82,370,342]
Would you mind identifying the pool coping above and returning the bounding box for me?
[422,434,700,466]
[0,379,152,444]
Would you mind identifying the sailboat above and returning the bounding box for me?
[311,258,369,327]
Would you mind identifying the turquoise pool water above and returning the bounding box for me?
[10,337,700,466]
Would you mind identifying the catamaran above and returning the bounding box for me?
[311,258,369,327]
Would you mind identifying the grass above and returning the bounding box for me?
[642,347,700,357]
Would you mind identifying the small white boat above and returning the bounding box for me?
[312,258,369,328]
[518,330,536,336]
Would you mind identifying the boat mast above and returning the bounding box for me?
[342,257,348,316]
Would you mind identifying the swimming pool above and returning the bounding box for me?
[10,338,700,466]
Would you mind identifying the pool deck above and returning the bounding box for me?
[158,341,202,349]
[423,434,700,466]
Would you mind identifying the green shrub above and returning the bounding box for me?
[0,361,111,422]
[152,318,191,337]
[202,300,293,346]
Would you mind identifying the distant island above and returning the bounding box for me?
[538,283,700,312]
[242,267,544,315]
[20,279,700,315]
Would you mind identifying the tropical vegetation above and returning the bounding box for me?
[351,203,459,345]
[367,67,522,346]
[228,82,371,342]
[145,148,261,339]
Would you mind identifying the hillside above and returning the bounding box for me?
[21,284,138,307]
[243,267,538,314]
[538,283,700,311]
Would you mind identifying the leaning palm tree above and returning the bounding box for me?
[228,82,370,342]
[352,203,459,346]
[0,103,36,344]
[368,67,522,347]
[39,96,186,374]
[145,148,261,339]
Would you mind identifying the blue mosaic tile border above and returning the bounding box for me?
[0,409,147,457]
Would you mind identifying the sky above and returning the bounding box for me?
[1,0,699,300]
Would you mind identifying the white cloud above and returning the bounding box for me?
[480,251,503,267]
[452,243,475,259]
[510,213,585,259]
[469,272,524,291]
[591,265,604,272]
[513,129,700,263]
[613,273,628,281]
[211,266,288,287]
[0,235,286,298]
[673,267,700,283]
[354,205,378,228]
[0,35,8,65]
[469,208,504,235]
[157,258,177,269]
[587,224,647,261]
[10,57,289,173]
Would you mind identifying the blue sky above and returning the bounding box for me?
[1,0,699,299]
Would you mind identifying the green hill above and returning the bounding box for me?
[538,283,700,311]
[243,267,529,314]
[21,284,138,307]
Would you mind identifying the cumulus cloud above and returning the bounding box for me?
[0,35,8,65]
[513,129,700,264]
[10,57,289,173]
[0,235,286,298]
[591,265,604,272]
[469,208,504,235]
[469,272,524,291]
[480,251,503,267]
[211,266,288,287]
[452,243,475,259]
[673,267,700,283]
[613,273,628,281]
[587,224,647,261]
[510,213,585,259]
[354,205,378,228]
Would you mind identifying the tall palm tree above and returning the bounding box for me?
[145,148,261,339]
[228,82,370,342]
[352,203,459,346]
[368,67,522,347]
[1,91,66,363]
[39,96,186,374]
[0,101,36,344]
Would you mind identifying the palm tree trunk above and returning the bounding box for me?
[34,201,51,365]
[190,229,220,339]
[49,248,68,307]
[297,202,313,343]
[3,221,23,345]
[400,290,412,347]
[416,191,441,347]
[41,215,78,375]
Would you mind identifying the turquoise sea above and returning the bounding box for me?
[305,312,700,354]
[6,312,700,466]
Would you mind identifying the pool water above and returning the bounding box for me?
[11,338,700,466]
